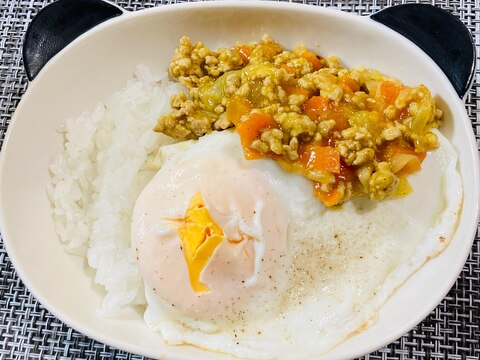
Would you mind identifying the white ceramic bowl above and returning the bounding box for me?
[0,1,479,359]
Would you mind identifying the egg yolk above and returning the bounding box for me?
[177,193,224,293]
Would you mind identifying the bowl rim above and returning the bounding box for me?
[1,1,479,359]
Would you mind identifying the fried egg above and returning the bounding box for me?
[131,130,461,359]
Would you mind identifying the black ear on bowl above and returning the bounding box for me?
[371,4,475,99]
[23,0,123,81]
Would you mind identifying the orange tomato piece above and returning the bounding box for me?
[382,141,426,175]
[313,183,343,207]
[398,107,410,121]
[282,83,311,98]
[380,81,402,104]
[395,155,422,174]
[299,145,340,173]
[303,96,331,121]
[392,150,425,174]
[301,51,322,71]
[417,152,427,162]
[280,65,296,75]
[337,161,355,182]
[226,98,253,126]
[259,42,282,60]
[383,141,414,161]
[339,75,360,93]
[236,113,277,160]
[237,45,253,64]
[333,116,349,131]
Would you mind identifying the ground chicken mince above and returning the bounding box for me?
[154,36,442,206]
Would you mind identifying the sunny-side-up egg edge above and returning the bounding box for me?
[130,128,462,360]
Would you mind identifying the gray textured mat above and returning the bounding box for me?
[0,1,479,359]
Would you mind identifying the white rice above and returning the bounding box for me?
[49,65,181,314]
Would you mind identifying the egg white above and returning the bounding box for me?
[132,129,461,359]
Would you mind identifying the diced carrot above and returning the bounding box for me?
[380,81,402,104]
[236,113,277,160]
[226,98,253,126]
[339,75,360,93]
[313,183,343,207]
[303,96,350,131]
[303,96,331,121]
[237,113,276,146]
[282,83,311,98]
[299,145,340,173]
[301,51,322,71]
[237,45,253,64]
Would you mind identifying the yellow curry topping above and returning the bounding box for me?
[155,36,442,206]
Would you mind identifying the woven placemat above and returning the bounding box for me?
[0,0,478,359]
